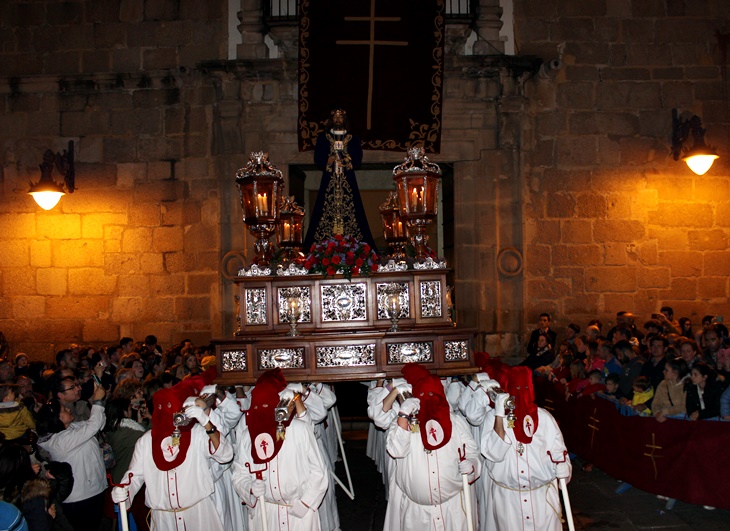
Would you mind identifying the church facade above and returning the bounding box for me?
[0,0,727,359]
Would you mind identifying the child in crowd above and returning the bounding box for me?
[601,373,623,402]
[535,341,571,379]
[13,353,29,378]
[578,370,607,398]
[565,360,588,399]
[0,384,36,444]
[585,341,605,373]
[549,350,574,384]
[630,376,654,416]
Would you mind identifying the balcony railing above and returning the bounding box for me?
[264,0,477,23]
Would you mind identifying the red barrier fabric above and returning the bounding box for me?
[535,379,730,509]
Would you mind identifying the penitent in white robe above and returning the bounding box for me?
[304,384,341,531]
[209,397,247,531]
[232,418,328,531]
[367,386,404,530]
[386,413,480,531]
[123,426,234,531]
[480,407,571,531]
[459,384,492,531]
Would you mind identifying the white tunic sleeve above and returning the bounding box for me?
[385,418,412,458]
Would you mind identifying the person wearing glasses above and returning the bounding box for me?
[51,374,91,422]
[36,382,107,531]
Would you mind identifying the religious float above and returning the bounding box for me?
[214,149,476,384]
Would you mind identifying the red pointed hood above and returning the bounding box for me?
[151,366,218,471]
[402,363,452,451]
[505,366,539,444]
[246,369,288,464]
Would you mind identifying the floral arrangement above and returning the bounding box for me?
[304,234,379,279]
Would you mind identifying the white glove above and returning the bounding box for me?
[278,389,295,401]
[286,382,303,394]
[468,380,481,391]
[111,486,129,504]
[556,461,571,479]
[183,396,197,408]
[201,384,217,396]
[482,379,501,392]
[251,479,266,497]
[391,377,407,389]
[290,499,310,519]
[475,371,491,383]
[459,459,474,475]
[399,397,420,416]
[184,405,210,426]
[494,393,510,418]
[396,383,412,395]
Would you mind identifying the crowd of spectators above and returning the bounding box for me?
[0,335,216,530]
[522,308,730,423]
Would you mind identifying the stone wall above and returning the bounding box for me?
[0,0,230,359]
[2,0,727,362]
[516,0,730,334]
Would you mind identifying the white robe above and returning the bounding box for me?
[123,426,234,531]
[480,407,571,531]
[303,384,340,531]
[460,384,492,531]
[209,398,247,531]
[366,386,404,530]
[231,418,328,531]
[386,413,480,531]
[365,385,390,482]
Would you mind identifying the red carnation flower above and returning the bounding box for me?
[334,234,343,241]
[371,263,378,272]
[327,266,336,276]
[331,255,341,264]
[355,258,363,267]
[322,258,330,266]
[352,266,360,275]
[363,244,370,254]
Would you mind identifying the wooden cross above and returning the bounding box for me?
[588,408,600,450]
[336,0,408,130]
[643,432,664,480]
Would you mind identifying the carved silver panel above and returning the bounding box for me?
[376,259,408,272]
[221,350,248,372]
[276,286,312,323]
[245,288,267,325]
[412,257,447,269]
[276,263,309,276]
[387,342,434,364]
[321,283,367,321]
[444,340,469,361]
[239,264,272,276]
[316,344,376,367]
[259,348,305,369]
[376,282,410,320]
[419,280,442,318]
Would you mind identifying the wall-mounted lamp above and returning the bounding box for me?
[671,109,719,176]
[28,141,75,210]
